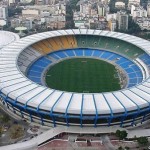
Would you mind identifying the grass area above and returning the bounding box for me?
[45,58,121,93]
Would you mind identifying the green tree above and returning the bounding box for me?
[137,137,148,146]
[0,126,2,137]
[118,146,123,150]
[8,7,23,17]
[127,16,141,34]
[115,130,128,140]
[2,114,10,123]
[65,0,80,29]
[125,146,130,150]
[116,130,121,137]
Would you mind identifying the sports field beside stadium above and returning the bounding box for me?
[45,58,121,93]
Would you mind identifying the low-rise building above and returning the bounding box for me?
[115,2,125,9]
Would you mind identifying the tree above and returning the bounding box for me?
[118,146,123,150]
[10,125,24,139]
[2,114,10,123]
[0,126,2,137]
[115,130,128,140]
[116,130,120,137]
[127,16,141,34]
[8,7,23,17]
[125,146,130,150]
[137,137,148,146]
[65,0,80,29]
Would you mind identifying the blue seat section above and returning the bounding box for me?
[65,49,75,57]
[116,57,129,65]
[128,73,137,78]
[135,71,143,78]
[100,51,112,59]
[124,68,134,73]
[27,71,41,77]
[131,65,141,72]
[108,54,121,61]
[74,49,83,56]
[40,57,52,64]
[54,51,67,58]
[30,65,44,72]
[139,53,150,67]
[48,53,60,59]
[119,61,133,68]
[27,56,52,85]
[33,60,48,67]
[84,49,93,56]
[33,57,52,67]
[128,83,136,88]
[92,50,103,57]
[137,78,143,83]
[129,78,138,84]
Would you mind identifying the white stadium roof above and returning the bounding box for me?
[0,29,150,115]
[0,31,20,49]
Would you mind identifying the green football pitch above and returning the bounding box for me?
[45,58,121,93]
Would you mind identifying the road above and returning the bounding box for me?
[101,135,115,150]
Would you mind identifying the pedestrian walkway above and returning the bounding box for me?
[0,126,126,150]
[127,129,150,138]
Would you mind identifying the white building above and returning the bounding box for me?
[128,0,140,9]
[147,2,150,17]
[106,13,117,21]
[131,5,147,19]
[74,20,89,29]
[98,3,109,17]
[128,0,140,5]
[8,0,15,6]
[136,17,150,30]
[80,2,92,15]
[0,5,8,19]
[22,9,39,16]
[115,2,125,8]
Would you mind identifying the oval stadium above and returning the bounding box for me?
[0,29,150,128]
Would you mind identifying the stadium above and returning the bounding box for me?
[0,29,150,128]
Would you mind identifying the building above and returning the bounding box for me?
[8,0,16,6]
[42,14,66,29]
[22,9,40,17]
[0,5,8,26]
[117,11,128,30]
[131,5,147,19]
[147,1,150,17]
[35,0,55,5]
[10,18,20,28]
[98,3,109,17]
[0,5,8,19]
[128,0,140,8]
[108,18,116,31]
[115,2,125,9]
[136,17,150,30]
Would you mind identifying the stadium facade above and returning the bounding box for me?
[0,29,150,128]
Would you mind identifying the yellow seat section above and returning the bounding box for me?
[37,41,51,54]
[42,39,53,52]
[47,37,62,51]
[32,35,78,54]
[59,36,71,49]
[32,40,52,54]
[65,35,77,48]
[72,35,78,47]
[32,43,44,54]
